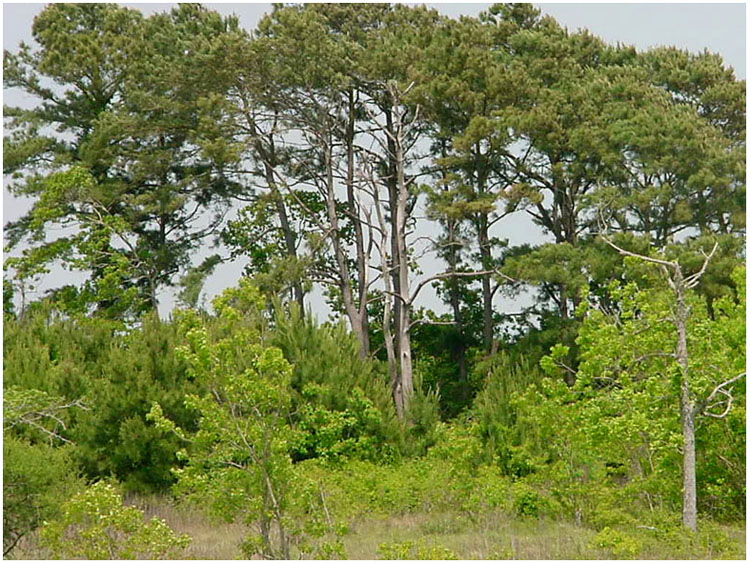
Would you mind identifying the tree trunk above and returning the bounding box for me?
[603,236,720,533]
[345,88,370,357]
[261,144,304,311]
[384,106,402,363]
[447,223,468,388]
[372,175,400,418]
[394,123,413,417]
[674,269,698,532]
[474,151,494,355]
[388,89,414,417]
[322,132,369,357]
[478,216,493,354]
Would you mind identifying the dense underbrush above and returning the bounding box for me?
[4,278,745,559]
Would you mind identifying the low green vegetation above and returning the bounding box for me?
[3,272,745,559]
[39,482,190,560]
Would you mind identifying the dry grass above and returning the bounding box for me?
[10,494,746,560]
[124,493,247,559]
[342,511,609,560]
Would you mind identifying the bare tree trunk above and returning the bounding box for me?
[601,236,719,533]
[674,269,698,532]
[393,102,413,416]
[384,106,402,368]
[322,131,369,357]
[371,174,400,417]
[345,88,370,357]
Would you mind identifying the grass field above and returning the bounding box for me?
[11,493,745,560]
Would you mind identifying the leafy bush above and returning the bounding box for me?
[510,482,550,518]
[3,436,83,557]
[377,539,458,560]
[39,481,190,559]
[273,305,402,462]
[590,526,641,558]
[295,424,514,522]
[292,385,395,461]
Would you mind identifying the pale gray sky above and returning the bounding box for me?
[3,3,746,318]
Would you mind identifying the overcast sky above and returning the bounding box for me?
[2,2,746,318]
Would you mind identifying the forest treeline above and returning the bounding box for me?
[3,3,746,559]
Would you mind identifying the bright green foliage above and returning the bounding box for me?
[377,539,458,560]
[511,263,746,522]
[39,481,190,559]
[3,437,83,557]
[271,305,406,461]
[590,526,641,559]
[292,384,394,461]
[148,285,346,559]
[296,422,510,520]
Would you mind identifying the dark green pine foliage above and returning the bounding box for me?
[4,4,244,318]
[271,305,402,462]
[72,314,206,492]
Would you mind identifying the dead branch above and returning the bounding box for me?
[600,234,677,270]
[696,372,745,418]
[409,318,457,330]
[684,242,719,289]
[409,268,515,305]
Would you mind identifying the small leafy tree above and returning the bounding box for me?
[39,481,190,559]
[599,237,745,530]
[526,258,745,527]
[148,282,345,559]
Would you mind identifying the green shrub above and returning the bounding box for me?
[291,385,395,462]
[39,481,190,559]
[3,436,83,557]
[590,526,641,558]
[510,482,551,518]
[472,353,543,474]
[634,513,745,559]
[377,539,458,560]
[72,313,205,492]
[272,305,402,461]
[403,372,441,456]
[4,310,206,493]
[461,464,511,515]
